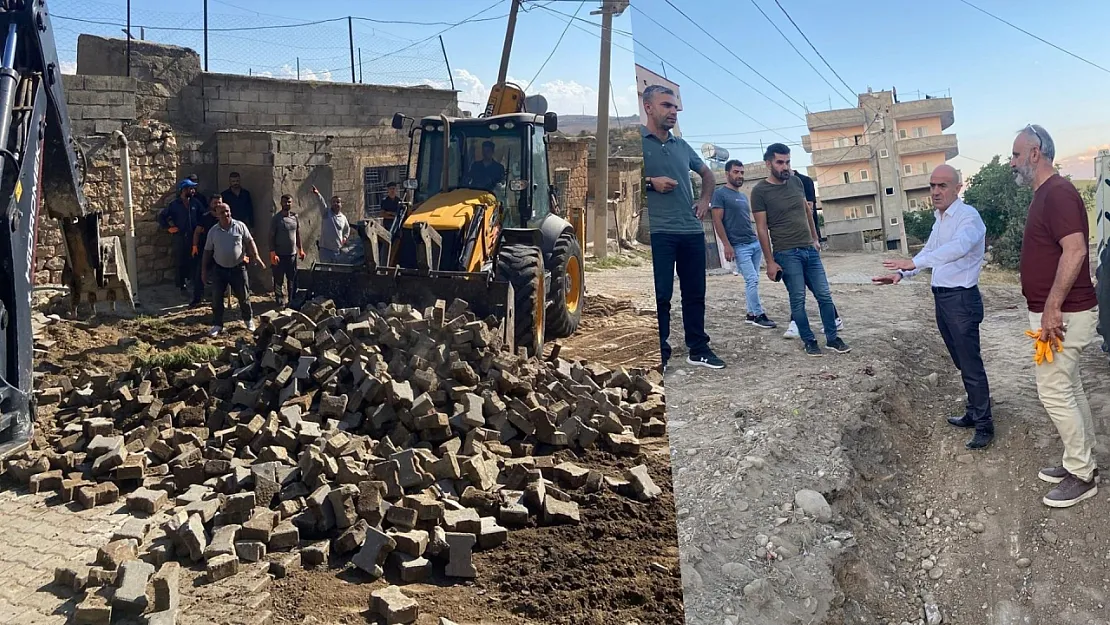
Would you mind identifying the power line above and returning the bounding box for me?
[745,0,853,106]
[956,0,1110,76]
[681,125,808,138]
[635,3,804,119]
[528,0,585,88]
[657,0,806,113]
[771,0,858,98]
[537,4,790,142]
[54,9,511,33]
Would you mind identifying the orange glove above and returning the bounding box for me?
[298,248,306,261]
[270,252,279,266]
[243,255,251,265]
[168,226,179,234]
[191,245,198,257]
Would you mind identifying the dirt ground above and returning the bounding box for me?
[636,250,1110,625]
[28,272,684,625]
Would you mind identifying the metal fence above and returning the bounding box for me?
[51,0,454,87]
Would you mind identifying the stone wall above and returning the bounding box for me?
[548,136,591,218]
[35,36,456,288]
[588,156,643,245]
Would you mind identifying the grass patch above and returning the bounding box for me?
[586,249,651,273]
[131,343,223,370]
[134,315,170,331]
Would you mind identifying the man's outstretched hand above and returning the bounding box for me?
[883,258,915,272]
[871,273,902,285]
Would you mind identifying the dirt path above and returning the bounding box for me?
[593,252,1110,625]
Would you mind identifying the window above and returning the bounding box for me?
[859,169,869,181]
[903,164,913,175]
[890,217,899,226]
[879,149,889,158]
[898,129,908,139]
[554,168,570,214]
[864,204,875,216]
[848,206,861,219]
[528,127,551,225]
[913,126,926,138]
[833,137,850,148]
[842,172,851,184]
[908,198,918,210]
[920,162,928,174]
[885,187,895,196]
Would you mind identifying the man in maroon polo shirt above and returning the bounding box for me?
[1013,124,1099,508]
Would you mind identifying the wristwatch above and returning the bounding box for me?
[644,176,653,191]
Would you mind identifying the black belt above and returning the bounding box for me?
[932,285,978,294]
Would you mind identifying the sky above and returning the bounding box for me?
[50,0,637,120]
[630,0,1110,181]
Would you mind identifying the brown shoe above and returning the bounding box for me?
[1038,467,1100,484]
[1043,474,1099,508]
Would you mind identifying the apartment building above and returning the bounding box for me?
[801,89,958,252]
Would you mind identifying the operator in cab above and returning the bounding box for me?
[463,140,505,191]
[380,181,402,231]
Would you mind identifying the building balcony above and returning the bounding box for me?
[811,144,871,167]
[823,215,882,236]
[806,108,866,131]
[902,172,931,191]
[817,179,877,201]
[892,97,955,130]
[897,133,958,159]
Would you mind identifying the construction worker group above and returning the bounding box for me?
[158,176,389,337]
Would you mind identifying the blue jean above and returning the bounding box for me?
[733,240,764,316]
[773,246,838,343]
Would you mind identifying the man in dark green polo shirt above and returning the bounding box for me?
[641,84,724,371]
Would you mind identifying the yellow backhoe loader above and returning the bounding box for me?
[304,0,585,357]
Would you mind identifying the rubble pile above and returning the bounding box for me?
[7,297,667,624]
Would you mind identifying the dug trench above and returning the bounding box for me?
[629,251,1110,625]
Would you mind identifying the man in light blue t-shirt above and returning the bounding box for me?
[711,160,776,329]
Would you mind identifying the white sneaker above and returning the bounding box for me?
[207,325,222,338]
[783,321,800,339]
[835,317,844,330]
[246,319,256,332]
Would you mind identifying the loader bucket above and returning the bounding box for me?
[304,263,516,352]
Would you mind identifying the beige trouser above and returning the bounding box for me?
[1029,308,1099,481]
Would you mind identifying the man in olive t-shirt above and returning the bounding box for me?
[641,84,724,371]
[752,143,849,357]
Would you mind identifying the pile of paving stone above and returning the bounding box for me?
[6,297,666,625]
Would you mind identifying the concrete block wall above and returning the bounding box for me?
[549,136,591,219]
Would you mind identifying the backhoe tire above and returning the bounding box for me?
[545,232,585,339]
[496,243,545,358]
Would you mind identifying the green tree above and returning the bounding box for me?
[903,200,936,244]
[961,156,1033,270]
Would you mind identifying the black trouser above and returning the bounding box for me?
[272,254,298,302]
[172,235,192,290]
[211,263,252,327]
[934,285,992,432]
[651,232,710,365]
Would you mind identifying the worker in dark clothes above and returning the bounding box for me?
[157,179,204,295]
[464,141,506,191]
[188,196,221,307]
[187,174,208,210]
[380,182,402,231]
[873,165,992,450]
[221,171,255,230]
[270,194,305,308]
[202,200,264,337]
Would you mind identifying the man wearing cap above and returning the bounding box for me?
[201,200,265,337]
[270,194,305,308]
[464,140,505,191]
[313,185,351,264]
[158,179,204,295]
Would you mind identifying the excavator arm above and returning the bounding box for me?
[0,0,133,458]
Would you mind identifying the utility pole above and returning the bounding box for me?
[348,17,356,83]
[496,0,521,85]
[591,0,628,260]
[203,0,209,72]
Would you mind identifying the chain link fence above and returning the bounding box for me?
[51,0,454,87]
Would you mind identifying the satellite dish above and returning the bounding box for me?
[701,143,729,161]
[524,94,548,115]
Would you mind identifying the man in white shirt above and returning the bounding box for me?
[873,164,993,449]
